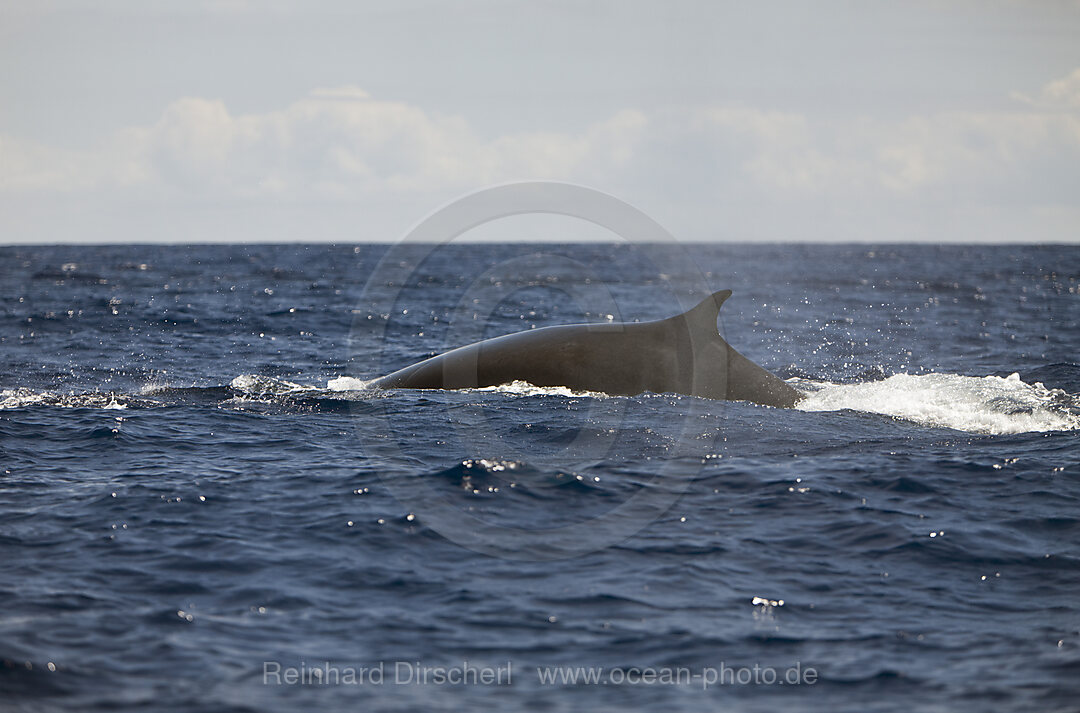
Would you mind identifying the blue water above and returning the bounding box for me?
[1,243,1078,712]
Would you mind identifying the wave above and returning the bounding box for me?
[3,371,1077,435]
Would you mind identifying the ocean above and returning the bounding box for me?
[1,243,1078,712]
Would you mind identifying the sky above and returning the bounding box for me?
[1,0,1079,244]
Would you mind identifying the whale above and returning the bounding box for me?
[370,290,804,408]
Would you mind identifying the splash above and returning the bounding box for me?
[0,388,137,410]
[795,372,1080,434]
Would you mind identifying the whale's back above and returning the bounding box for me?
[371,290,803,407]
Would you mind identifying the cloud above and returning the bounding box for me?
[1042,68,1080,109]
[0,89,651,198]
[685,96,1080,198]
[1,73,1079,242]
[308,86,372,101]
[1012,67,1080,111]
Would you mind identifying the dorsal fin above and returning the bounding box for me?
[678,289,731,334]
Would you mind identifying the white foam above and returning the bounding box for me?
[0,388,45,409]
[229,374,318,397]
[326,376,375,391]
[471,380,609,398]
[325,376,605,398]
[0,388,134,410]
[794,372,1080,434]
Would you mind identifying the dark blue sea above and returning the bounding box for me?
[1,243,1078,712]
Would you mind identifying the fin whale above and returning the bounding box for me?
[371,290,804,408]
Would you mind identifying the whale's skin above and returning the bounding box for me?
[370,290,804,408]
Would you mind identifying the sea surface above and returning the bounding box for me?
[1,243,1078,712]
